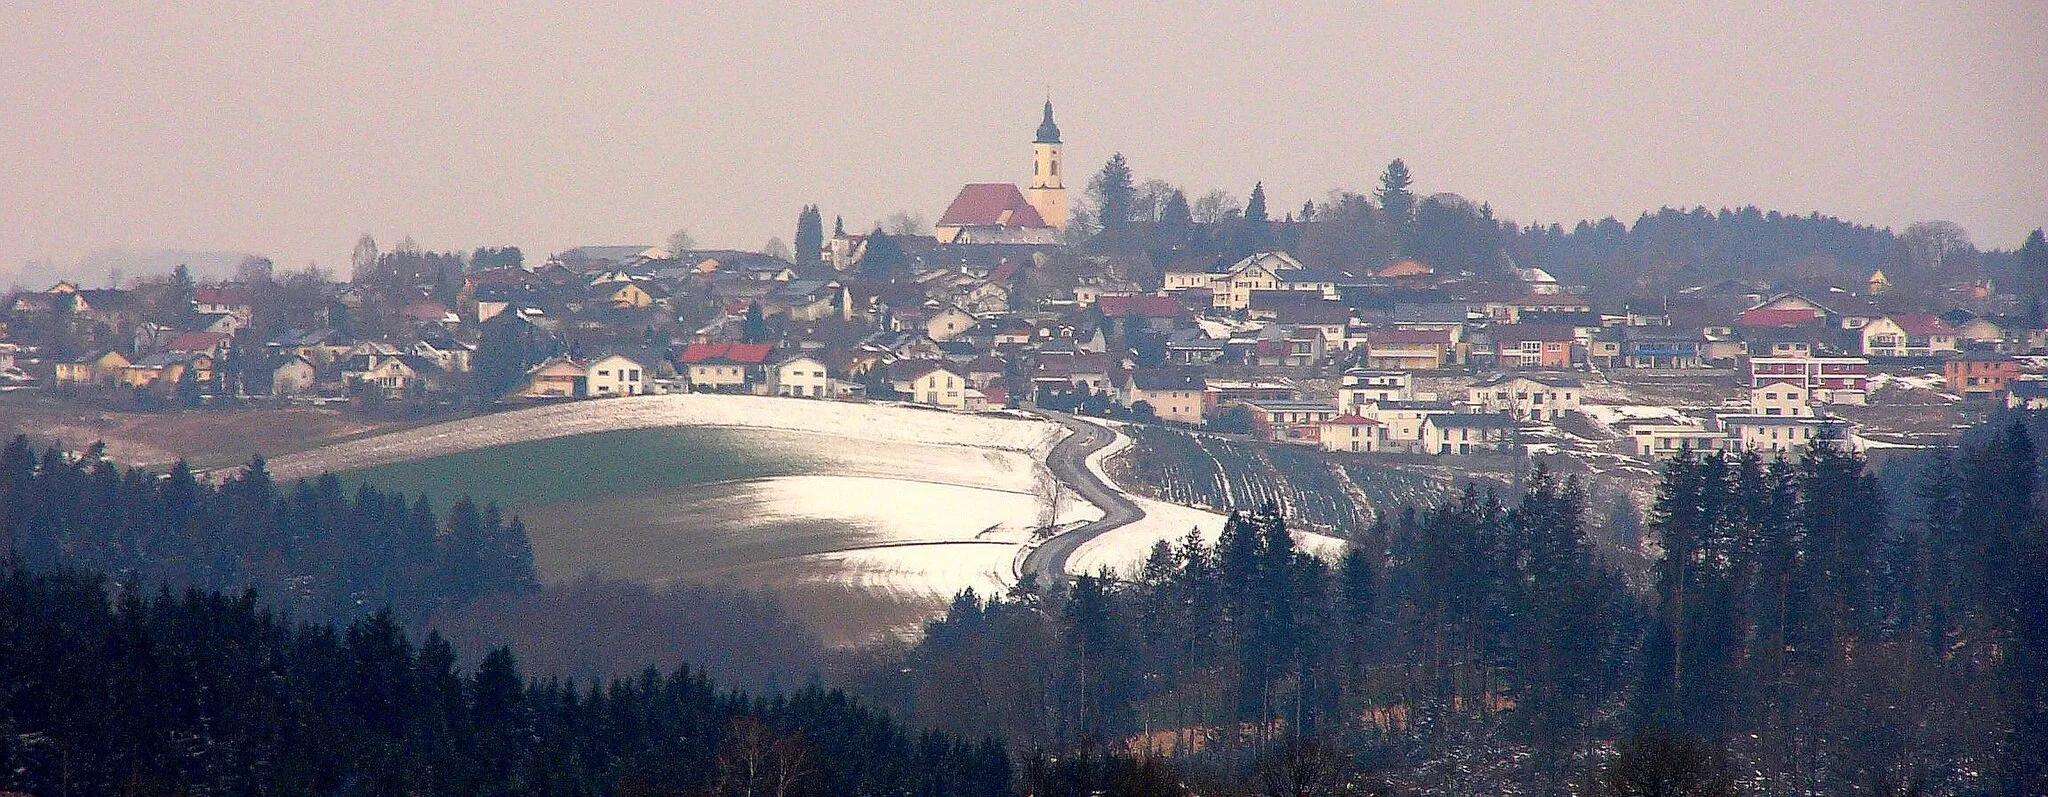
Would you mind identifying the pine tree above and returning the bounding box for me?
[795,204,824,265]
[1088,153,1137,236]
[743,301,768,343]
[1375,159,1416,228]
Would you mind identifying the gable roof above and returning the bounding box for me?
[167,332,230,352]
[1097,294,1185,319]
[1883,314,1958,336]
[677,341,774,365]
[937,184,1049,229]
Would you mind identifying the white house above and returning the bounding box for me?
[1721,415,1854,457]
[1749,380,1813,417]
[1338,370,1413,412]
[584,354,646,397]
[1421,414,1517,455]
[1318,415,1386,452]
[1466,374,1583,421]
[772,355,834,398]
[907,363,968,410]
[1629,424,1731,459]
[1356,400,1459,453]
[1861,315,1959,358]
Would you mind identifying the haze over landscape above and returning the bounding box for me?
[4,2,2044,283]
[7,3,2048,794]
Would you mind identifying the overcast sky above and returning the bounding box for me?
[3,2,2043,282]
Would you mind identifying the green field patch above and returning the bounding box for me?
[334,427,806,511]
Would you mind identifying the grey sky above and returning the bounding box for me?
[3,2,2043,283]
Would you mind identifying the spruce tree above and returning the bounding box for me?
[795,204,824,265]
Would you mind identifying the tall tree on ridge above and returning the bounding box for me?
[795,204,824,265]
[1088,153,1137,238]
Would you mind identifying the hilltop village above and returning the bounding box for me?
[5,103,2046,471]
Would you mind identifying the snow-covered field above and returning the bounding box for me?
[263,394,1063,481]
[1067,495,1349,577]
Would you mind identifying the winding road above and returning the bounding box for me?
[1018,412,1146,583]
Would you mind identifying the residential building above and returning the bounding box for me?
[1862,315,1959,358]
[772,355,834,398]
[1628,424,1731,459]
[1338,370,1414,412]
[906,362,969,410]
[1122,369,1208,424]
[1749,356,1869,405]
[1945,353,2020,401]
[1236,399,1341,442]
[254,354,317,397]
[1722,415,1854,456]
[1319,415,1386,452]
[1491,325,1577,369]
[1364,328,1453,370]
[585,354,646,397]
[679,342,774,391]
[1356,400,1459,452]
[1750,380,1814,416]
[55,350,131,385]
[1421,414,1517,455]
[1467,373,1583,421]
[2007,379,2048,411]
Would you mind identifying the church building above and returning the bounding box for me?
[933,101,1068,245]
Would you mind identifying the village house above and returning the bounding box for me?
[1944,353,2020,402]
[1721,415,1854,456]
[192,286,252,319]
[55,350,131,386]
[252,354,317,397]
[1491,325,1577,370]
[2006,379,2048,411]
[1337,370,1413,412]
[1421,414,1517,455]
[1627,423,1731,459]
[903,362,969,410]
[1749,356,1869,405]
[771,355,834,398]
[679,342,774,391]
[1120,369,1208,424]
[1363,328,1454,370]
[1749,380,1814,416]
[1862,315,1959,358]
[1235,399,1341,442]
[923,306,978,342]
[349,355,446,399]
[584,354,647,397]
[522,357,586,398]
[123,352,214,389]
[1466,373,1583,421]
[1356,399,1459,453]
[1318,414,1386,452]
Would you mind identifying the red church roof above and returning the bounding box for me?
[937,184,1048,229]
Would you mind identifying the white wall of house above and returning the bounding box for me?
[773,357,833,397]
[586,355,645,397]
[914,369,967,410]
[1749,381,1812,416]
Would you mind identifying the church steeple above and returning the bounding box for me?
[1035,100,1061,144]
[1027,99,1067,230]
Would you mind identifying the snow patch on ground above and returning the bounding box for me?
[1065,495,1349,578]
[265,394,1063,481]
[1576,404,1688,433]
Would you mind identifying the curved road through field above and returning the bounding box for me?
[1019,412,1146,583]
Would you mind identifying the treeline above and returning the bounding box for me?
[873,423,2048,793]
[0,565,1011,796]
[0,435,538,626]
[1641,425,2047,793]
[1082,154,2048,303]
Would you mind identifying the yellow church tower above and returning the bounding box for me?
[1026,100,1067,231]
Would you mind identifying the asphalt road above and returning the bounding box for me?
[1019,412,1146,584]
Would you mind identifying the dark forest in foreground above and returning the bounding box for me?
[871,420,2048,794]
[2,419,2045,795]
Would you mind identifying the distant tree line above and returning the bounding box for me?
[0,435,538,626]
[871,420,2048,793]
[0,565,1012,797]
[1078,155,2048,307]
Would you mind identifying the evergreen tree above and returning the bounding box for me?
[1374,159,1416,227]
[859,227,908,279]
[794,204,825,265]
[1089,153,1137,236]
[742,301,768,343]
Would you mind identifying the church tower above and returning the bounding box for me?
[1026,100,1067,231]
